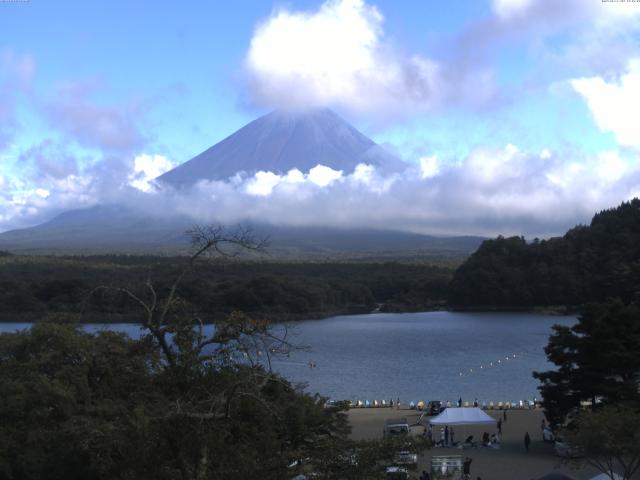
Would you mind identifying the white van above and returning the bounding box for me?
[383,418,410,438]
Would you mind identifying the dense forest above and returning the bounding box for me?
[0,255,453,323]
[448,199,640,308]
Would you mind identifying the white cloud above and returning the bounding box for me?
[571,59,640,149]
[124,147,640,237]
[244,164,343,196]
[0,147,177,231]
[35,188,50,198]
[599,1,640,19]
[244,0,444,115]
[308,164,343,186]
[128,154,176,192]
[493,0,535,20]
[594,150,629,183]
[419,155,440,179]
[2,144,639,237]
[245,170,283,196]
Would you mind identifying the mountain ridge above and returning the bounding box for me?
[0,204,484,258]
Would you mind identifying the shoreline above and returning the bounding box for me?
[0,306,578,324]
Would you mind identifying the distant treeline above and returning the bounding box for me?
[448,199,640,308]
[0,256,454,322]
[4,200,637,321]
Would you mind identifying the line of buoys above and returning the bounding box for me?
[458,353,522,377]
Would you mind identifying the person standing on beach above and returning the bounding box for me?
[497,418,502,435]
[450,426,455,445]
[427,423,433,443]
[458,396,462,407]
[397,397,400,410]
[503,410,507,422]
[445,425,449,446]
[524,432,531,453]
[463,457,472,479]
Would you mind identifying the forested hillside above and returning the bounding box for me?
[448,199,640,307]
[0,256,453,322]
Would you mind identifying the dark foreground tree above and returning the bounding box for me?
[0,226,363,480]
[533,300,640,428]
[563,406,640,480]
[0,321,357,480]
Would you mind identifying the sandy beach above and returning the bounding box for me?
[347,407,603,480]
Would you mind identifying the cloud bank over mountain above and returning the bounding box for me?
[4,142,638,238]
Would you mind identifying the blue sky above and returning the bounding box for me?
[1,0,639,236]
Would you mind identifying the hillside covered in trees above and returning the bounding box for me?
[448,199,640,308]
[0,256,453,323]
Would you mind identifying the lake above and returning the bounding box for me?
[0,311,575,405]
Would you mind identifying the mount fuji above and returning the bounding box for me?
[0,109,483,257]
[158,108,401,186]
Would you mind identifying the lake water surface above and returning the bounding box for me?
[0,311,575,405]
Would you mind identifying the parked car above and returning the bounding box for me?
[385,466,410,479]
[394,449,418,468]
[383,418,410,438]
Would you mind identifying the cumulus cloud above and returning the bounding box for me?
[149,147,639,237]
[128,154,176,192]
[571,59,640,150]
[0,143,173,231]
[242,0,640,116]
[419,156,440,179]
[2,141,639,237]
[244,0,447,115]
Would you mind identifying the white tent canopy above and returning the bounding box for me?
[429,407,496,426]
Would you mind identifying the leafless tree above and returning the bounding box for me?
[87,224,303,410]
